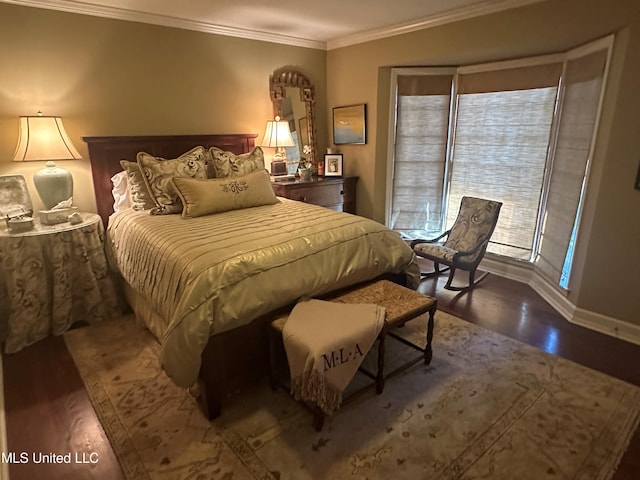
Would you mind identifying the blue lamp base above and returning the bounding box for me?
[33,161,73,210]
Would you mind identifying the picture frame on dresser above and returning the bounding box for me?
[324,154,343,177]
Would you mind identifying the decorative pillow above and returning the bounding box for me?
[110,170,132,213]
[208,146,265,178]
[119,160,155,210]
[137,146,208,215]
[172,168,279,218]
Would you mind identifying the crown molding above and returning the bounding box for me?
[1,0,327,49]
[327,0,545,50]
[2,0,546,51]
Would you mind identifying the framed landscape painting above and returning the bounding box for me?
[333,104,366,145]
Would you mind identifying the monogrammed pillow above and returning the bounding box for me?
[171,168,278,218]
[208,146,265,178]
[137,146,208,214]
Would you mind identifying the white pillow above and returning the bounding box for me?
[111,170,132,213]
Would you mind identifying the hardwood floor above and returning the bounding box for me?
[3,270,639,479]
[417,268,640,480]
[2,332,124,480]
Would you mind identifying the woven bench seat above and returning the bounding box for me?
[269,279,437,430]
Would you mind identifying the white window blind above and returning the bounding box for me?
[449,63,562,259]
[536,49,608,286]
[391,74,453,237]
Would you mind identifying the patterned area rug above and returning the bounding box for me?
[63,312,640,480]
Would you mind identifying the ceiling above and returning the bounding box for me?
[3,0,545,49]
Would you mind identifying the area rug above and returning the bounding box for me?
[63,312,640,480]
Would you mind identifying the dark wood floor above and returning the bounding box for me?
[3,269,639,479]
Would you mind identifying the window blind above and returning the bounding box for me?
[449,63,562,259]
[535,49,608,285]
[391,74,453,237]
[388,37,611,280]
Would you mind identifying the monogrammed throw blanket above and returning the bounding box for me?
[282,299,385,415]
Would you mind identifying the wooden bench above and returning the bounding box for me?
[269,279,437,430]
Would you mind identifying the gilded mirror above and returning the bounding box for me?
[269,67,316,167]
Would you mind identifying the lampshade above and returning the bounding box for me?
[261,116,295,176]
[13,114,82,210]
[260,116,295,150]
[13,115,82,162]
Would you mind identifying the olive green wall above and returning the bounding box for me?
[0,1,637,327]
[0,3,327,212]
[326,0,640,325]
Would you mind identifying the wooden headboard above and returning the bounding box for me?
[83,134,258,226]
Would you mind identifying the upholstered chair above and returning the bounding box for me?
[410,196,502,291]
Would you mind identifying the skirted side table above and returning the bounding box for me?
[0,213,121,353]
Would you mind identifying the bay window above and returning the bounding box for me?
[387,36,612,291]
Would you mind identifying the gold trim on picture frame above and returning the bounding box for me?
[333,104,366,145]
[324,154,343,177]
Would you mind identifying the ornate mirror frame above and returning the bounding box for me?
[269,67,317,166]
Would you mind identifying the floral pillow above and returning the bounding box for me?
[208,146,265,178]
[119,160,156,211]
[137,146,208,215]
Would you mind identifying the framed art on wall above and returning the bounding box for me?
[324,154,343,177]
[333,104,366,145]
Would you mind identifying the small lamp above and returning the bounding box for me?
[261,116,295,176]
[13,112,82,210]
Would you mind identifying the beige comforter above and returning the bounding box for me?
[106,198,419,387]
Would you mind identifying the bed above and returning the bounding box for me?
[85,133,420,418]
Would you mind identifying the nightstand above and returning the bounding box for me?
[0,213,121,353]
[270,176,358,213]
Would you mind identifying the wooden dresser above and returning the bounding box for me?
[271,176,358,214]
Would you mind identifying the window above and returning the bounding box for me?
[451,63,561,259]
[387,37,612,290]
[389,71,454,238]
[535,48,609,287]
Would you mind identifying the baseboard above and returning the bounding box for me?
[529,271,640,346]
[529,272,577,321]
[571,308,640,346]
[480,255,533,284]
[473,256,640,346]
[0,355,9,480]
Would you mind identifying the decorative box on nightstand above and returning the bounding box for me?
[270,176,358,214]
[38,206,79,225]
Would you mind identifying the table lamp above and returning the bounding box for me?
[261,116,295,176]
[13,113,82,210]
